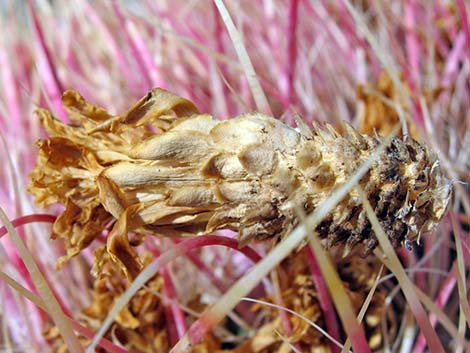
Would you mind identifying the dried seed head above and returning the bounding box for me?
[28,89,451,276]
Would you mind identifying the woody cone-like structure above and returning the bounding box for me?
[29,89,451,279]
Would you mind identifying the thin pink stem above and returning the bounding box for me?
[457,0,470,59]
[412,264,457,353]
[111,2,152,92]
[212,2,231,118]
[0,214,56,291]
[285,0,299,111]
[0,36,22,132]
[126,20,165,88]
[0,214,58,323]
[171,235,262,264]
[271,271,303,352]
[402,1,425,127]
[98,235,263,352]
[0,214,56,238]
[27,0,67,122]
[162,285,179,346]
[149,244,188,342]
[186,251,230,292]
[80,2,135,90]
[161,267,188,339]
[306,246,341,353]
[441,32,466,88]
[404,1,421,87]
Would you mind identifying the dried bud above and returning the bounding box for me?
[28,89,451,277]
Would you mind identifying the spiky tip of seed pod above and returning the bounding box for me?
[28,89,452,275]
[305,131,452,255]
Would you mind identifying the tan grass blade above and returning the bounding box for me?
[306,239,370,352]
[0,207,83,353]
[214,0,272,116]
[414,283,469,349]
[451,212,470,331]
[358,190,445,353]
[341,265,384,352]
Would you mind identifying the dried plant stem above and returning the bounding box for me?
[359,190,446,353]
[451,212,470,332]
[0,270,129,353]
[241,297,346,350]
[342,264,384,353]
[214,0,272,116]
[269,270,302,352]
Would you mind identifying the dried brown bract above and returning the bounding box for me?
[28,89,451,277]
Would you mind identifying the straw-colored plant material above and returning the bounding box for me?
[28,89,451,281]
[45,248,219,353]
[357,73,419,139]
[236,253,394,352]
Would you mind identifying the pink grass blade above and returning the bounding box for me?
[80,2,135,89]
[111,2,152,92]
[412,263,467,353]
[404,1,421,88]
[457,0,470,59]
[306,246,341,353]
[0,206,83,353]
[0,32,22,132]
[0,214,56,238]
[149,244,188,341]
[185,251,230,292]
[27,0,67,122]
[307,240,370,353]
[284,0,299,111]
[269,270,303,352]
[413,285,469,350]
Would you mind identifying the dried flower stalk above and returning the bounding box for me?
[28,89,451,278]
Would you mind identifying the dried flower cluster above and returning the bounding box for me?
[242,253,399,352]
[356,73,419,138]
[44,248,394,353]
[45,248,219,353]
[29,89,451,279]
